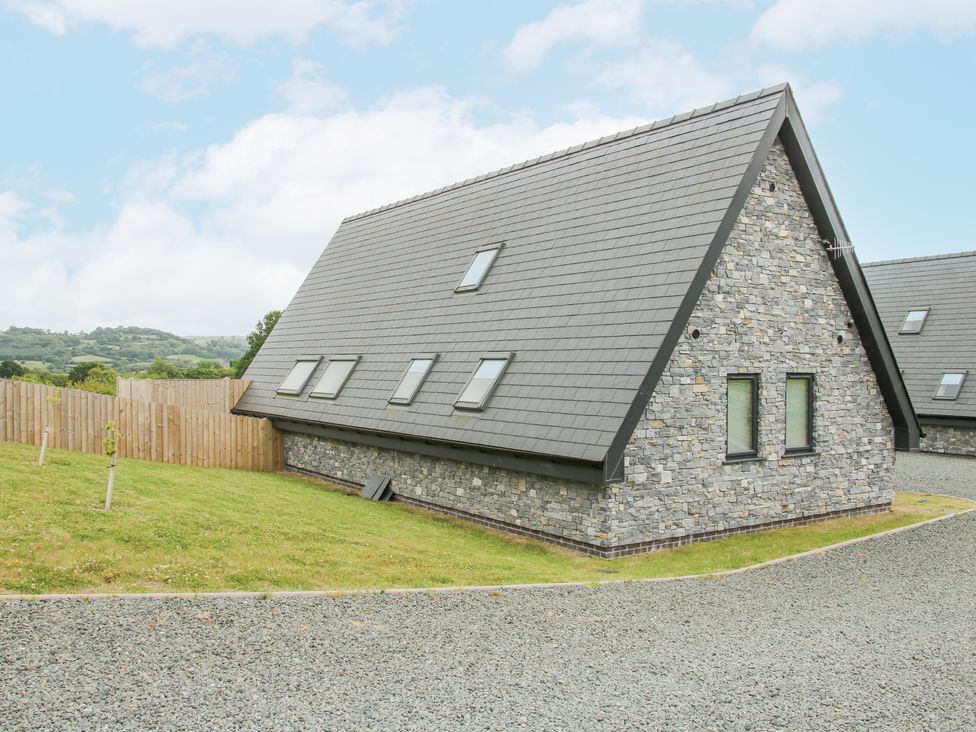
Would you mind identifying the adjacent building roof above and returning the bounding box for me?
[863,251,976,422]
[235,84,919,482]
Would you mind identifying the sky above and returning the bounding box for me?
[1,0,975,335]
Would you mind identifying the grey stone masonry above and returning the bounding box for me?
[614,140,894,547]
[282,138,894,555]
[920,424,976,457]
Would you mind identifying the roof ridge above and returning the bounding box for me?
[341,83,790,224]
[862,249,976,267]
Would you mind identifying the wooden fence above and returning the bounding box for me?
[0,380,281,472]
[116,377,251,412]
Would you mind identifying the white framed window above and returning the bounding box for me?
[899,308,929,334]
[456,244,502,292]
[310,356,359,399]
[389,356,437,405]
[934,372,967,400]
[276,357,321,396]
[454,354,512,410]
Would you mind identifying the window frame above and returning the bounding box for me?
[454,352,513,411]
[455,242,504,293]
[899,308,930,334]
[388,354,439,406]
[933,371,967,401]
[784,373,815,454]
[726,373,760,460]
[309,355,360,399]
[276,356,322,396]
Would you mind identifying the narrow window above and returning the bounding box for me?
[389,356,437,405]
[899,308,929,334]
[310,356,359,399]
[785,374,814,453]
[455,354,512,410]
[276,357,320,396]
[727,374,758,459]
[456,245,502,292]
[934,372,966,400]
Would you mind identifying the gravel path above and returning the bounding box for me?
[2,453,975,731]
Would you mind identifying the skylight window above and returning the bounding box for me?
[310,356,359,399]
[456,244,502,292]
[899,308,929,334]
[934,372,967,400]
[389,356,437,405]
[276,357,320,396]
[455,354,512,410]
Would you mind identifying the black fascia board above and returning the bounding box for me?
[916,415,976,428]
[776,92,920,450]
[233,412,608,484]
[601,92,790,482]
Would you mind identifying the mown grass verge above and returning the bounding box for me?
[1,441,971,595]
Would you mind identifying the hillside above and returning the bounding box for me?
[0,326,246,372]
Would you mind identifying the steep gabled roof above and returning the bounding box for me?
[235,84,918,481]
[863,251,976,422]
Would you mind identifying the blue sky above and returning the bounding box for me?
[1,0,974,334]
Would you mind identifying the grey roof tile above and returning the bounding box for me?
[236,87,788,462]
[863,251,976,420]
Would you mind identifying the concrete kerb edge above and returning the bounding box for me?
[2,495,973,603]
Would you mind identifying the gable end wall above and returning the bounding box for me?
[611,139,894,546]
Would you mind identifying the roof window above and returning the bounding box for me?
[934,372,966,400]
[899,308,929,334]
[455,354,512,410]
[456,244,502,292]
[310,356,359,399]
[276,357,321,396]
[389,356,437,405]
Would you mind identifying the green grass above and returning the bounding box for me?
[0,441,971,595]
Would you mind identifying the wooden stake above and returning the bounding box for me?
[105,453,116,511]
[38,427,49,465]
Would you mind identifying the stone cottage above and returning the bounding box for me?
[864,251,976,456]
[235,84,919,557]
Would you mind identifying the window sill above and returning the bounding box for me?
[781,449,818,459]
[722,455,767,465]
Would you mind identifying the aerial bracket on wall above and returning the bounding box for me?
[361,475,393,501]
[822,236,854,260]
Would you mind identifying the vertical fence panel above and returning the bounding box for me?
[0,379,280,472]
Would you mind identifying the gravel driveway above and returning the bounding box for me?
[2,452,975,731]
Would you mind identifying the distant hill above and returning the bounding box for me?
[0,326,247,373]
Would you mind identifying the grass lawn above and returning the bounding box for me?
[0,441,971,595]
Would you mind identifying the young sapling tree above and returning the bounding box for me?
[103,421,119,511]
[38,393,61,466]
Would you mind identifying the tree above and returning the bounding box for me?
[232,310,281,378]
[68,361,105,383]
[0,360,25,378]
[147,357,183,379]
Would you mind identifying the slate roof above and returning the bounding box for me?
[863,251,976,421]
[235,83,918,477]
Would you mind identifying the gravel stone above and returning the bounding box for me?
[1,452,974,731]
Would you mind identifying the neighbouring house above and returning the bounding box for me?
[234,84,919,557]
[863,251,976,457]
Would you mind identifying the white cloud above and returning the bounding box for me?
[1,89,641,334]
[752,0,976,51]
[503,0,643,70]
[140,43,236,102]
[277,58,348,114]
[8,0,407,48]
[596,40,730,114]
[145,121,190,133]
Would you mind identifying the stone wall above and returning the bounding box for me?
[283,433,613,550]
[615,140,894,546]
[920,424,976,457]
[282,138,895,555]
